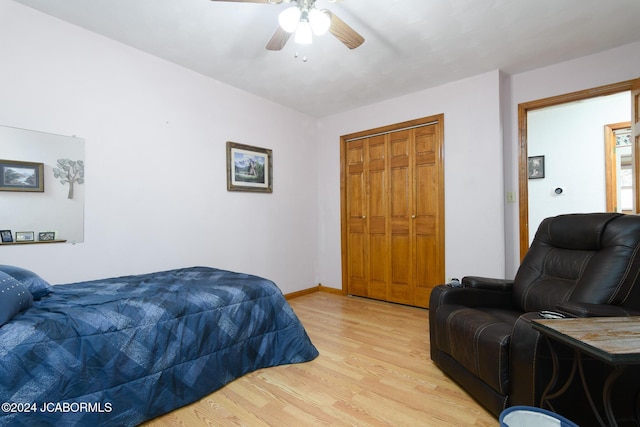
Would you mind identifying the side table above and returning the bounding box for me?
[532,316,640,427]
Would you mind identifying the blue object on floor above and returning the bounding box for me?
[499,406,579,427]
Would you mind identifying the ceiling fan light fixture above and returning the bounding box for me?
[309,8,331,35]
[278,6,301,33]
[294,19,313,44]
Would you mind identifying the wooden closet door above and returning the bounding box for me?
[366,135,390,301]
[388,125,443,306]
[345,139,368,297]
[388,129,412,304]
[342,115,444,308]
[345,135,389,300]
[413,124,443,307]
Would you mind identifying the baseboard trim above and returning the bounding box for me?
[285,284,345,300]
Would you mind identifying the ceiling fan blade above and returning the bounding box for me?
[266,26,291,51]
[209,0,282,3]
[328,11,364,49]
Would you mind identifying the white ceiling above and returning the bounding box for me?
[12,0,640,117]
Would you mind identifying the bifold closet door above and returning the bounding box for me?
[412,124,443,307]
[387,125,441,306]
[345,135,390,301]
[343,116,444,308]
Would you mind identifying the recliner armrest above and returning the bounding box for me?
[555,301,640,318]
[462,276,513,291]
[430,283,514,309]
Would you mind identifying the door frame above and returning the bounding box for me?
[518,79,639,260]
[340,114,445,295]
[604,122,632,212]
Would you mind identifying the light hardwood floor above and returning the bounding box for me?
[142,292,496,426]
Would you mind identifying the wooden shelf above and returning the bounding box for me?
[1,239,67,245]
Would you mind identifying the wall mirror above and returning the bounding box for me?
[518,79,639,259]
[0,125,85,244]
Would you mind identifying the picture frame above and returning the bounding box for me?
[226,141,273,193]
[528,155,545,179]
[15,231,35,242]
[0,230,13,243]
[0,159,44,192]
[39,231,56,241]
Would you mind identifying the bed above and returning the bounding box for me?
[0,265,319,426]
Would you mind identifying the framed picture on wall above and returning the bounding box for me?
[528,155,545,179]
[0,159,44,192]
[226,141,273,193]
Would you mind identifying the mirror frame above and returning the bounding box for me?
[518,79,638,261]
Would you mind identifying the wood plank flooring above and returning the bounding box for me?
[142,292,496,426]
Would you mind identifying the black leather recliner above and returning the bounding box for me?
[429,213,640,419]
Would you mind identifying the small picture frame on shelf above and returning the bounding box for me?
[15,231,34,242]
[0,230,12,243]
[38,231,56,241]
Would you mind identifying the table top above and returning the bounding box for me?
[532,316,640,365]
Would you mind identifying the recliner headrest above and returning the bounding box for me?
[538,212,622,251]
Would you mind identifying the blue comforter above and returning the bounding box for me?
[0,266,318,426]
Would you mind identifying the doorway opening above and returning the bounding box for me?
[518,78,639,259]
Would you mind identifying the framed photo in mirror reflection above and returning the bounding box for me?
[0,230,12,243]
[15,231,34,242]
[0,159,44,192]
[38,232,56,242]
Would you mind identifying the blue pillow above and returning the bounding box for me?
[0,271,33,327]
[0,265,52,300]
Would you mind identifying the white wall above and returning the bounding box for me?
[316,71,505,288]
[0,0,319,294]
[505,41,640,276]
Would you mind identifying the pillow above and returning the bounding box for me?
[0,271,33,327]
[0,265,52,300]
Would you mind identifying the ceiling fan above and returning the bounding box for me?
[210,0,365,51]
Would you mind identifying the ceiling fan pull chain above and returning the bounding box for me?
[293,51,309,62]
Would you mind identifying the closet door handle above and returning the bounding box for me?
[411,215,416,219]
[362,215,367,219]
